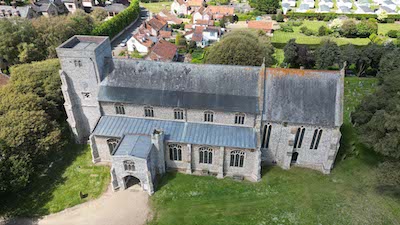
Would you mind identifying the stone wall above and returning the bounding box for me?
[261,122,341,174]
[100,102,256,127]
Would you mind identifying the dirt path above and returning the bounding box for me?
[1,185,151,225]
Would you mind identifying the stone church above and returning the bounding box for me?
[56,36,344,195]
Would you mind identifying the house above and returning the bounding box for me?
[318,4,331,12]
[104,3,127,17]
[185,23,193,31]
[303,0,315,8]
[337,0,352,8]
[171,0,204,16]
[231,2,253,13]
[0,5,38,19]
[194,19,214,27]
[159,30,173,40]
[56,35,344,195]
[82,0,94,8]
[146,39,178,62]
[282,0,296,7]
[127,25,157,53]
[192,6,212,24]
[247,21,274,34]
[320,0,334,8]
[0,73,9,87]
[146,15,168,36]
[356,0,370,5]
[185,26,204,46]
[376,5,397,13]
[381,0,397,10]
[355,4,374,13]
[282,2,291,14]
[337,5,352,13]
[207,5,234,20]
[159,9,183,25]
[297,3,310,12]
[62,0,82,13]
[31,0,66,16]
[202,26,221,44]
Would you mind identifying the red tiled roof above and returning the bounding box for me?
[149,39,178,61]
[192,26,204,42]
[248,21,274,31]
[148,16,167,31]
[187,0,203,6]
[159,9,183,24]
[159,30,172,38]
[208,5,234,15]
[0,73,9,87]
[195,19,214,25]
[185,23,193,29]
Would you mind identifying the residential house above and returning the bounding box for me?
[0,5,38,19]
[320,0,334,8]
[303,0,315,8]
[231,2,253,13]
[146,39,178,62]
[146,15,168,36]
[297,3,310,12]
[82,0,94,8]
[194,19,214,27]
[318,4,331,12]
[282,2,291,14]
[185,23,194,31]
[185,26,204,46]
[104,3,127,17]
[381,0,397,10]
[127,25,157,53]
[62,0,82,13]
[171,0,204,16]
[192,6,212,24]
[31,0,66,17]
[159,30,173,41]
[376,5,397,13]
[337,5,352,13]
[337,0,352,8]
[247,21,274,34]
[207,5,234,20]
[282,0,296,7]
[159,9,183,25]
[355,4,374,13]
[202,26,221,44]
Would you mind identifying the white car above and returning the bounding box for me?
[120,38,128,47]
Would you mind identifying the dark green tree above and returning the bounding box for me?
[205,30,275,66]
[340,19,358,38]
[283,39,298,67]
[315,39,341,69]
[250,0,280,14]
[356,19,378,38]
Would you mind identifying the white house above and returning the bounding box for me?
[318,4,331,12]
[282,0,296,7]
[337,5,352,13]
[355,4,375,13]
[337,0,353,8]
[381,0,397,10]
[320,0,334,8]
[171,0,188,15]
[303,0,315,8]
[376,5,397,13]
[297,3,311,12]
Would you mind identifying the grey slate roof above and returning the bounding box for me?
[319,4,331,12]
[299,3,310,10]
[93,116,257,149]
[113,134,153,158]
[339,6,351,12]
[381,6,395,13]
[263,68,341,127]
[99,59,260,114]
[0,5,34,18]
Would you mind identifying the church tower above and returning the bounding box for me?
[56,36,112,142]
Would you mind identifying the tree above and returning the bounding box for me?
[205,30,275,66]
[276,10,284,22]
[318,26,328,36]
[314,39,341,69]
[91,8,108,24]
[340,19,357,38]
[377,10,388,22]
[250,0,280,14]
[283,39,298,67]
[296,45,314,69]
[0,59,64,195]
[341,44,358,69]
[0,18,43,68]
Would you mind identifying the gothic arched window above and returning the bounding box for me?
[199,147,213,164]
[169,144,182,161]
[230,150,245,167]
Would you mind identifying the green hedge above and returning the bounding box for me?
[92,0,140,38]
[287,12,400,21]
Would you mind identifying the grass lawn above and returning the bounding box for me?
[140,1,172,14]
[272,21,371,46]
[378,23,400,35]
[149,77,400,225]
[0,144,110,217]
[273,48,284,66]
[191,48,206,64]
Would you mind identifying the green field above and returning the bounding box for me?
[149,77,400,225]
[272,21,371,46]
[0,145,110,217]
[378,23,400,35]
[140,1,172,13]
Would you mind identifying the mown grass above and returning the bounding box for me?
[0,144,110,217]
[140,1,172,13]
[272,21,372,46]
[149,77,400,225]
[377,23,400,35]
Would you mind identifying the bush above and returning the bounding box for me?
[92,0,140,38]
[386,18,395,23]
[276,10,284,22]
[356,19,378,38]
[387,30,399,38]
[280,23,294,32]
[300,26,308,33]
[318,26,328,36]
[304,29,314,36]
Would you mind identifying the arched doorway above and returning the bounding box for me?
[291,152,299,164]
[123,175,141,189]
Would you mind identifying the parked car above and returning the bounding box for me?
[120,38,128,47]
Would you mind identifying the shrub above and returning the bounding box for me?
[340,19,358,37]
[318,26,328,36]
[386,18,395,23]
[387,30,398,38]
[356,19,378,38]
[92,0,139,38]
[292,20,303,26]
[300,26,308,33]
[276,10,284,22]
[280,23,294,32]
[304,29,314,36]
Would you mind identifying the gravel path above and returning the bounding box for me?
[1,185,151,225]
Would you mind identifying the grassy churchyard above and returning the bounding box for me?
[149,77,400,225]
[0,145,110,217]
